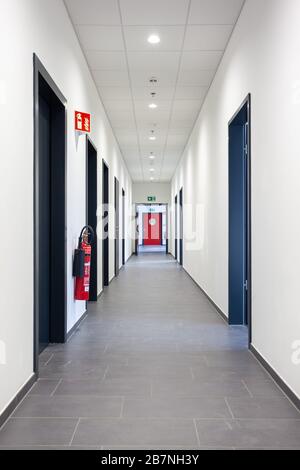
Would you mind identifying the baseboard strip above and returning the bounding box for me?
[0,374,37,429]
[250,345,300,411]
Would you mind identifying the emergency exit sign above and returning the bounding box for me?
[75,111,91,133]
[148,196,156,202]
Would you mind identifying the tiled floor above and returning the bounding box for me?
[0,253,299,450]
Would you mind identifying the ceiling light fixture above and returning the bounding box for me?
[149,130,156,141]
[148,34,160,44]
[150,177,155,181]
[150,168,155,172]
[149,103,157,109]
[149,153,155,160]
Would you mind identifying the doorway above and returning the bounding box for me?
[114,177,120,277]
[228,94,251,336]
[122,188,125,265]
[175,195,178,260]
[34,55,67,365]
[86,137,98,301]
[102,160,109,287]
[179,188,183,266]
[136,204,168,254]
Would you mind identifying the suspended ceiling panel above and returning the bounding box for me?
[64,0,245,182]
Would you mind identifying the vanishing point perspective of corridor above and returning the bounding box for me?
[1,0,300,455]
[0,253,299,449]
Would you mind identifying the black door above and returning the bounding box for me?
[228,95,251,332]
[122,189,125,265]
[38,96,51,352]
[35,57,67,361]
[86,138,98,301]
[175,195,178,260]
[179,188,183,266]
[115,178,120,277]
[102,161,109,287]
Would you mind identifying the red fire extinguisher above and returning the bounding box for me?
[73,226,94,301]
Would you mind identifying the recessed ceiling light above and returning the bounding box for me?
[150,168,155,172]
[150,177,155,181]
[148,34,160,44]
[149,154,155,160]
[149,103,158,109]
[149,136,156,141]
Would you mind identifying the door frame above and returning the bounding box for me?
[179,188,183,266]
[86,136,98,301]
[122,188,125,265]
[33,54,67,374]
[114,177,120,277]
[228,93,252,345]
[135,203,169,254]
[102,159,109,287]
[174,195,178,260]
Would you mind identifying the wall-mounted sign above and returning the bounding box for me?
[147,196,156,202]
[75,111,91,133]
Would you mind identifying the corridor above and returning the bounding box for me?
[0,254,299,450]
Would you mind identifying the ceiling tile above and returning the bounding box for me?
[132,87,175,100]
[184,25,233,51]
[181,51,223,70]
[172,100,203,112]
[177,69,215,86]
[98,87,132,100]
[85,51,127,70]
[175,86,208,100]
[64,0,121,25]
[102,100,133,111]
[188,0,244,25]
[124,26,185,51]
[119,0,190,25]
[134,100,172,111]
[130,69,177,88]
[93,70,129,87]
[128,51,180,71]
[76,25,124,50]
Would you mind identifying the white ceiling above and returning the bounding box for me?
[64,0,245,182]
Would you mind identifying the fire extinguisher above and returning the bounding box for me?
[73,225,95,301]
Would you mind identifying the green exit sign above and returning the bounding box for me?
[147,196,156,202]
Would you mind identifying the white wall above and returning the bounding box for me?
[172,0,300,399]
[133,183,171,204]
[0,0,132,416]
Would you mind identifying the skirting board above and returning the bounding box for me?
[0,374,37,429]
[67,309,88,341]
[182,266,228,324]
[250,345,300,411]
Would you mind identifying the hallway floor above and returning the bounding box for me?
[0,254,299,450]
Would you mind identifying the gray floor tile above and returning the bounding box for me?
[195,419,300,448]
[55,379,151,397]
[2,253,297,449]
[226,397,300,419]
[72,418,198,447]
[152,377,250,398]
[0,418,78,446]
[28,379,60,396]
[123,397,232,419]
[13,395,122,418]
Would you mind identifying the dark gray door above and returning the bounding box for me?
[122,189,125,265]
[229,98,251,328]
[87,139,98,301]
[115,177,120,277]
[175,195,178,260]
[38,96,51,353]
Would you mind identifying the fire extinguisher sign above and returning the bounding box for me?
[75,111,91,133]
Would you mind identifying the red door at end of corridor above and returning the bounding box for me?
[143,213,162,245]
